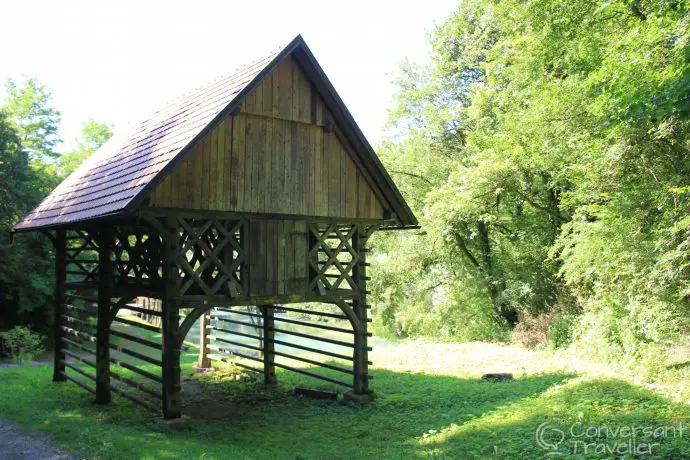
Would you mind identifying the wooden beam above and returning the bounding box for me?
[197,311,211,369]
[96,227,112,404]
[53,229,67,382]
[260,305,277,385]
[161,217,182,419]
[350,225,371,396]
[138,206,392,225]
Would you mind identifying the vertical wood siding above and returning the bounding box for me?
[247,219,308,297]
[149,56,385,220]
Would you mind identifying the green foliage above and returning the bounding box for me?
[0,325,45,362]
[58,119,113,177]
[4,78,61,162]
[547,315,577,350]
[0,110,54,330]
[377,0,690,363]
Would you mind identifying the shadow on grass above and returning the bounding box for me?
[413,377,690,459]
[0,362,575,459]
[2,363,689,459]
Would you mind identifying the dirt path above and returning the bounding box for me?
[0,420,74,460]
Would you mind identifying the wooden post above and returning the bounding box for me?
[161,218,182,419]
[96,228,112,404]
[197,311,211,369]
[260,304,277,385]
[53,229,67,382]
[351,225,370,396]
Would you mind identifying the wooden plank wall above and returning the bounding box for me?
[247,219,308,297]
[149,56,385,220]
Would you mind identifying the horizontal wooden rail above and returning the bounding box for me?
[207,326,261,342]
[109,343,162,367]
[273,362,353,389]
[208,339,262,353]
[268,337,353,361]
[272,316,354,334]
[209,347,262,364]
[208,317,355,348]
[60,326,96,344]
[109,372,162,400]
[274,351,353,375]
[273,306,348,320]
[58,371,96,395]
[108,383,161,413]
[215,308,261,318]
[63,303,97,316]
[61,314,96,331]
[112,316,161,333]
[60,336,96,355]
[109,356,162,383]
[207,354,263,374]
[121,304,162,317]
[61,360,97,381]
[110,330,162,350]
[63,349,97,367]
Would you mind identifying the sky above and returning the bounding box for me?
[0,0,458,153]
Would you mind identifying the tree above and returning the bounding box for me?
[378,0,690,354]
[59,119,113,176]
[0,111,53,329]
[4,78,61,162]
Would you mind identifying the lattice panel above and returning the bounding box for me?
[175,218,247,297]
[112,226,164,289]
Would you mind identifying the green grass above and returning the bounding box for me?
[1,340,690,459]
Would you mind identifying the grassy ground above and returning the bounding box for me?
[1,339,690,459]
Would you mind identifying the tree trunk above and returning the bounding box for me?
[476,221,517,327]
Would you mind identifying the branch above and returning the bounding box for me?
[452,231,482,271]
[389,169,434,186]
[513,189,568,222]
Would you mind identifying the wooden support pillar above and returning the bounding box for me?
[350,225,371,396]
[260,304,277,385]
[197,311,211,369]
[53,229,67,382]
[161,218,182,419]
[96,228,112,404]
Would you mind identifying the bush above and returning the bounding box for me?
[548,315,578,350]
[510,313,549,348]
[0,326,45,362]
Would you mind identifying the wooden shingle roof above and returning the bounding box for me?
[15,35,417,231]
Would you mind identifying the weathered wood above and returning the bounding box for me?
[161,218,182,419]
[260,305,277,385]
[53,229,67,382]
[147,56,387,220]
[197,311,211,369]
[96,228,112,404]
[351,225,371,395]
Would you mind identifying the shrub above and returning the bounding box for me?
[547,315,578,350]
[0,326,45,363]
[510,313,549,348]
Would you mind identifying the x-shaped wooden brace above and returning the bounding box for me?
[177,219,231,296]
[214,220,247,297]
[308,224,358,293]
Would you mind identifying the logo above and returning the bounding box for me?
[535,421,686,457]
[535,422,565,455]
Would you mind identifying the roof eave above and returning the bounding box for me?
[12,209,131,233]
